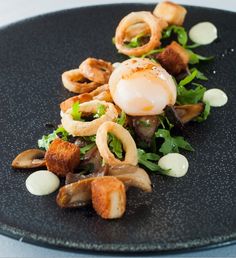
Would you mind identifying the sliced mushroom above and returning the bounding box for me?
[130,115,159,144]
[109,164,152,192]
[79,146,103,173]
[57,177,94,208]
[174,103,204,123]
[57,164,152,208]
[165,103,205,129]
[12,149,46,169]
[65,164,109,185]
[164,105,184,130]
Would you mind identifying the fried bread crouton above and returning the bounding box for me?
[153,1,187,26]
[45,138,80,176]
[91,176,126,219]
[157,41,189,75]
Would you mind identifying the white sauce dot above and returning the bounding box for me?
[158,153,189,178]
[203,88,228,107]
[26,170,60,196]
[189,22,217,45]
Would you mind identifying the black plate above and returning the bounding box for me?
[0,3,235,253]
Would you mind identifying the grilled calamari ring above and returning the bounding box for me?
[89,84,113,102]
[79,58,113,84]
[61,100,118,136]
[115,11,167,56]
[96,121,138,166]
[60,84,113,113]
[62,69,100,94]
[60,94,93,113]
[124,22,150,42]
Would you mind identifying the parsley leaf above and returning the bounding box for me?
[38,127,69,150]
[137,149,160,171]
[125,33,147,48]
[116,111,126,126]
[94,104,106,118]
[80,143,96,155]
[155,129,194,155]
[177,83,206,104]
[71,102,83,121]
[190,68,208,81]
[141,48,164,58]
[179,69,198,87]
[195,102,211,122]
[162,25,188,46]
[108,133,123,159]
[187,49,214,64]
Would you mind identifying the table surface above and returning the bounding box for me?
[0,0,235,257]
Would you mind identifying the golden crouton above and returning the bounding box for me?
[91,176,126,219]
[157,41,189,75]
[45,138,80,177]
[153,1,187,26]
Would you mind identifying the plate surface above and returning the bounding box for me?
[0,3,235,253]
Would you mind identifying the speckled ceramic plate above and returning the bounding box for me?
[0,3,235,253]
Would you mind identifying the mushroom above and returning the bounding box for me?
[65,164,109,185]
[57,177,94,208]
[12,149,46,169]
[79,146,103,173]
[174,103,204,123]
[57,164,152,208]
[129,115,160,144]
[109,164,152,192]
[164,103,204,129]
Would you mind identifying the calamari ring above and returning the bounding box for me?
[115,11,168,56]
[62,68,100,94]
[96,121,138,166]
[61,100,118,136]
[124,22,150,42]
[60,94,92,113]
[79,58,113,84]
[90,84,113,102]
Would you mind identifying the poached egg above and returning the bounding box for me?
[109,58,177,116]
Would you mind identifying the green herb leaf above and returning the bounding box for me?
[185,43,201,49]
[195,102,211,122]
[125,33,146,48]
[116,111,126,126]
[177,83,206,104]
[177,83,206,105]
[80,143,96,155]
[83,135,96,142]
[162,25,188,46]
[155,129,194,155]
[71,102,83,121]
[141,48,164,58]
[190,68,208,81]
[108,133,123,159]
[187,49,214,64]
[137,149,160,171]
[179,69,198,87]
[112,37,116,45]
[94,104,106,118]
[38,127,69,150]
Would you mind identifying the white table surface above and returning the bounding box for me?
[0,1,235,257]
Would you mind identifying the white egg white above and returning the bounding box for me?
[109,58,177,116]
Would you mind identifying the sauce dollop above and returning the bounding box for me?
[26,170,60,196]
[203,88,228,107]
[189,22,217,45]
[158,153,189,177]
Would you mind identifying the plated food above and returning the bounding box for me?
[12,1,228,220]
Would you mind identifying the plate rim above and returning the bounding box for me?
[0,3,236,253]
